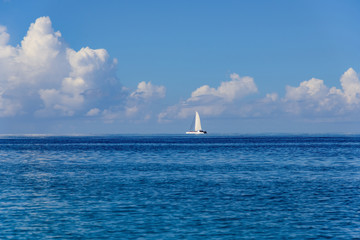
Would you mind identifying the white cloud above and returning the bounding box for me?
[0,16,131,120]
[189,73,257,102]
[86,108,100,116]
[0,17,167,124]
[0,25,10,46]
[125,106,138,117]
[3,17,360,131]
[339,67,360,104]
[160,68,360,123]
[264,93,278,102]
[280,68,360,117]
[285,78,328,101]
[19,17,63,68]
[38,46,119,116]
[130,81,165,100]
[0,91,21,117]
[159,73,258,121]
[125,81,166,120]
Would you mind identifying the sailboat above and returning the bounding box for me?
[186,111,207,134]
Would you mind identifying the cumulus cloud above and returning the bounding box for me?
[124,81,166,119]
[86,108,100,117]
[38,46,119,116]
[285,78,328,101]
[0,26,10,46]
[20,16,63,68]
[264,93,278,102]
[281,68,360,117]
[130,81,165,100]
[339,67,360,104]
[231,67,360,122]
[160,68,360,123]
[3,16,360,131]
[159,73,258,121]
[0,17,119,117]
[189,73,257,103]
[0,92,21,117]
[0,16,165,122]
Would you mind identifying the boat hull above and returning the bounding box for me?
[186,130,207,134]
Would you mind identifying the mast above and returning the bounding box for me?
[194,111,202,131]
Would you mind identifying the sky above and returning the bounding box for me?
[1,0,360,134]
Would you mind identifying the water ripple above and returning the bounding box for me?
[0,136,359,239]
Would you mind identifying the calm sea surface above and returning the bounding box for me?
[0,135,359,239]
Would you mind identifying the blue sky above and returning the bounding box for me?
[1,0,360,134]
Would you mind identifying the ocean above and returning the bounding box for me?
[0,135,359,239]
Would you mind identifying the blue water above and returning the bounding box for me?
[0,135,359,239]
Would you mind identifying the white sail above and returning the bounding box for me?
[186,111,207,134]
[194,111,202,131]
